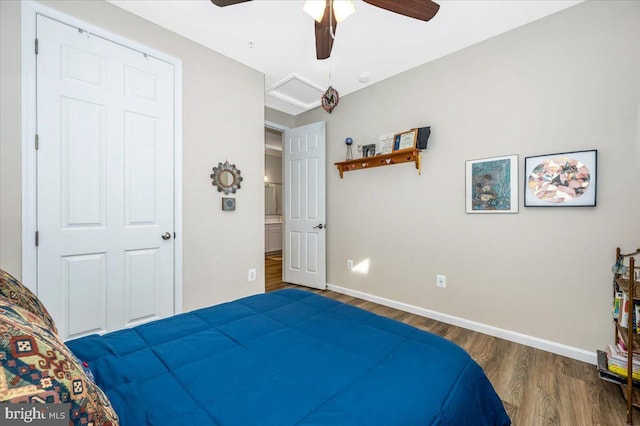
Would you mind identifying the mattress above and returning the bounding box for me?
[66,289,510,425]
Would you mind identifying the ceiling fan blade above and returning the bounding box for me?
[315,3,337,60]
[363,0,440,22]
[210,0,251,7]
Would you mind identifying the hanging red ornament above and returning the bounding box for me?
[321,86,339,113]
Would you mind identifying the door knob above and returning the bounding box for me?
[313,224,324,229]
[161,232,172,240]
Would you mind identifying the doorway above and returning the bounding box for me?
[265,126,285,292]
[264,120,327,292]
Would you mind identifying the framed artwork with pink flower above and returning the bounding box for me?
[524,149,597,207]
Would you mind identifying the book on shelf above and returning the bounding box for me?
[617,296,640,332]
[607,362,640,380]
[605,345,640,369]
[614,291,623,320]
[607,344,640,365]
[606,343,640,379]
[618,332,628,352]
[596,350,640,389]
[621,292,630,328]
[606,345,640,380]
[612,327,640,356]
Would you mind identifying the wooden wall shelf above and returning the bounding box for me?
[334,149,421,178]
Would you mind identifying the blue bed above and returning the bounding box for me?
[66,289,510,425]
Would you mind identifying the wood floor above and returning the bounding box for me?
[265,254,638,425]
[265,253,286,293]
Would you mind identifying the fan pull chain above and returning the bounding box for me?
[329,0,336,39]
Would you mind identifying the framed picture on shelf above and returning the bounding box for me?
[378,133,394,155]
[362,144,376,158]
[524,149,597,207]
[393,130,417,151]
[465,154,518,214]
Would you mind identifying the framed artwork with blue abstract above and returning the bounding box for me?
[465,154,518,213]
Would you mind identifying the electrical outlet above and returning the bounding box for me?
[347,259,353,270]
[436,274,446,288]
[248,268,256,281]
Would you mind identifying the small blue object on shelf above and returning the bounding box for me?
[345,137,353,160]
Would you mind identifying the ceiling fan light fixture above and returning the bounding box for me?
[304,0,355,23]
[303,0,326,23]
[332,0,355,23]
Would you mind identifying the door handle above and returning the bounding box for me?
[161,232,172,240]
[313,224,325,229]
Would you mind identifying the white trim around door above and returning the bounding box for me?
[20,0,183,315]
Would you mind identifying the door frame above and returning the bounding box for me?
[20,1,184,314]
[265,120,289,261]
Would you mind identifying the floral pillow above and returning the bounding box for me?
[0,268,58,335]
[0,299,119,426]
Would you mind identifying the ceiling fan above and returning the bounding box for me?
[210,0,440,60]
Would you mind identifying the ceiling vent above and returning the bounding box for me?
[266,75,324,111]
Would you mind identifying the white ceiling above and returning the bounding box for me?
[108,0,582,116]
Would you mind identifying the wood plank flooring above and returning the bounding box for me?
[265,254,285,293]
[265,255,638,425]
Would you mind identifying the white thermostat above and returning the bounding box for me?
[222,197,236,211]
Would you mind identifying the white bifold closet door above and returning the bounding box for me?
[36,15,175,340]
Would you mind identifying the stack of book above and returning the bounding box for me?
[606,343,640,379]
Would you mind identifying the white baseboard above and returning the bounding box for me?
[326,283,596,365]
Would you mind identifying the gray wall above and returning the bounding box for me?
[0,0,266,311]
[266,107,295,129]
[0,1,22,277]
[297,1,640,353]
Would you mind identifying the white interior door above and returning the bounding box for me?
[283,122,326,290]
[36,15,175,340]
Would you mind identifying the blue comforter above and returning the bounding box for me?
[67,289,510,425]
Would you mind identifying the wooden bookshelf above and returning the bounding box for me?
[334,149,421,178]
[604,247,640,424]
